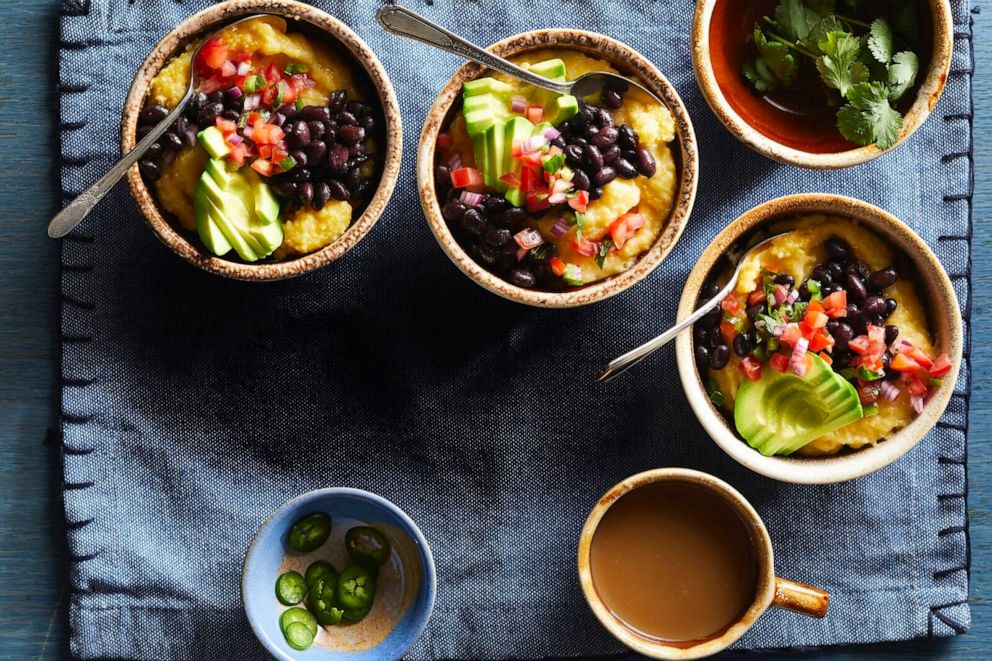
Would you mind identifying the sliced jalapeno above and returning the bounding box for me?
[308,575,345,626]
[287,512,331,552]
[305,560,338,591]
[275,570,307,606]
[345,526,391,568]
[284,621,315,650]
[279,606,317,637]
[336,564,376,619]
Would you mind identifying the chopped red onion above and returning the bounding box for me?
[789,337,809,376]
[773,284,788,305]
[511,96,527,113]
[772,324,785,338]
[237,61,251,76]
[520,136,547,153]
[226,86,242,98]
[226,133,244,145]
[786,290,799,304]
[243,126,254,140]
[514,228,544,250]
[880,380,900,403]
[244,94,261,111]
[448,153,463,170]
[459,191,484,208]
[544,127,561,141]
[911,394,925,414]
[547,192,567,205]
[551,217,570,238]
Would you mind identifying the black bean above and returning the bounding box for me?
[845,273,867,301]
[709,344,730,369]
[328,179,350,201]
[703,306,722,327]
[571,136,588,149]
[435,164,451,188]
[702,282,721,299]
[695,325,709,344]
[590,126,619,148]
[831,322,854,350]
[305,141,328,165]
[328,90,347,114]
[338,125,365,145]
[845,303,860,319]
[635,148,656,177]
[811,265,833,285]
[602,89,623,109]
[826,320,839,334]
[345,100,371,118]
[311,182,331,210]
[861,296,886,317]
[292,167,311,182]
[508,268,536,288]
[337,111,358,126]
[583,144,604,170]
[345,167,362,190]
[288,121,310,148]
[191,91,209,110]
[593,108,611,128]
[613,158,637,179]
[442,201,467,222]
[825,237,851,262]
[885,298,898,317]
[569,169,590,192]
[271,177,298,198]
[306,120,326,141]
[276,103,298,121]
[884,324,899,345]
[592,167,617,187]
[695,344,710,368]
[299,182,314,206]
[485,228,511,247]
[862,313,885,329]
[590,186,605,200]
[827,283,845,295]
[301,105,330,122]
[826,262,845,282]
[773,274,795,287]
[746,303,762,322]
[733,334,751,357]
[485,196,510,215]
[551,135,567,149]
[327,143,350,173]
[617,125,639,151]
[138,159,161,181]
[503,207,529,227]
[461,209,487,237]
[348,142,366,159]
[139,104,169,126]
[584,124,600,140]
[162,131,183,151]
[847,260,870,279]
[564,144,584,166]
[602,144,621,164]
[206,102,225,123]
[868,267,898,290]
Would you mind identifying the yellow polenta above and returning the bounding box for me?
[147,17,359,254]
[708,215,934,456]
[446,50,678,283]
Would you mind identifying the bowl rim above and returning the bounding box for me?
[576,468,776,659]
[241,486,437,661]
[121,0,403,281]
[674,193,963,484]
[416,28,699,308]
[691,0,954,170]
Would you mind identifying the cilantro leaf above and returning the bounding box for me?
[743,58,777,92]
[750,28,798,90]
[573,212,585,241]
[815,31,867,96]
[774,0,825,42]
[800,14,843,51]
[836,81,903,149]
[887,50,919,102]
[867,18,894,64]
[595,238,614,269]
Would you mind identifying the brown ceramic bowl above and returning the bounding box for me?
[417,30,698,308]
[692,0,953,169]
[675,194,963,484]
[121,0,402,281]
[578,468,829,659]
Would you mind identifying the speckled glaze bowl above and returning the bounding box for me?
[121,0,402,281]
[675,194,963,484]
[692,0,954,169]
[578,468,829,659]
[242,488,436,661]
[417,30,698,308]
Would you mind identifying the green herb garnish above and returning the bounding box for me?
[244,75,266,94]
[573,212,586,242]
[743,0,920,149]
[543,153,566,174]
[856,365,885,381]
[296,97,305,112]
[279,156,297,172]
[706,379,726,407]
[284,62,309,75]
[595,238,614,269]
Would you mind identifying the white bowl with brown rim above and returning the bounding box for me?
[692,0,954,169]
[417,29,698,308]
[121,0,403,281]
[675,194,963,484]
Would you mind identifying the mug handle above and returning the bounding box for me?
[772,578,830,618]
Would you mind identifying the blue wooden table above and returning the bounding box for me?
[0,2,986,659]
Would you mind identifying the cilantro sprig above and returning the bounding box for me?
[742,0,920,149]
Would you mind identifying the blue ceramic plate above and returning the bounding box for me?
[242,488,436,660]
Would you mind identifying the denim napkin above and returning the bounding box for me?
[58,0,973,658]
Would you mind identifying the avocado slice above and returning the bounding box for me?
[198,126,230,159]
[463,77,513,98]
[194,159,283,260]
[548,94,580,126]
[197,173,263,261]
[246,169,281,226]
[527,58,567,81]
[194,184,234,257]
[503,116,536,207]
[734,354,864,456]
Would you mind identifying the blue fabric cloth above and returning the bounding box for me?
[58,1,974,658]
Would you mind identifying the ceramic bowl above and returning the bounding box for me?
[692,0,953,169]
[121,0,402,281]
[242,488,436,661]
[675,194,962,484]
[417,29,698,308]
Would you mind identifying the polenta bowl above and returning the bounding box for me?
[418,30,698,307]
[122,0,401,280]
[675,194,962,484]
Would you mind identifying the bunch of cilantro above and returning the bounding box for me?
[742,0,920,149]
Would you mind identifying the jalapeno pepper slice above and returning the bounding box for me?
[345,526,391,568]
[287,512,331,553]
[336,564,376,619]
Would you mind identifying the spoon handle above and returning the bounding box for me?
[375,5,571,95]
[47,96,191,239]
[598,291,728,383]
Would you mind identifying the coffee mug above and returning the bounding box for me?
[577,468,829,659]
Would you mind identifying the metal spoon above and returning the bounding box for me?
[375,4,664,104]
[597,233,790,384]
[47,14,268,239]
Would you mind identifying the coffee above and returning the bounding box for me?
[589,481,759,643]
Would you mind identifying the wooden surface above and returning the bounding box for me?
[0,2,986,659]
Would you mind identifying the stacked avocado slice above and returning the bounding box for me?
[462,59,579,206]
[194,127,283,261]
